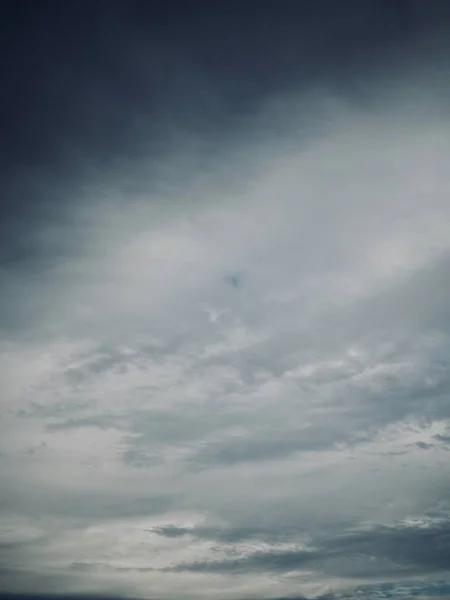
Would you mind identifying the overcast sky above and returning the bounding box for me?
[1,2,450,600]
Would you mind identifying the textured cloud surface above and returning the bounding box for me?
[1,2,450,599]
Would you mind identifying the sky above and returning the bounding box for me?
[1,1,450,599]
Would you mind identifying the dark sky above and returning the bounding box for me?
[0,0,425,268]
[0,0,423,190]
[1,2,450,600]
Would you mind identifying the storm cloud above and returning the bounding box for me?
[1,1,450,599]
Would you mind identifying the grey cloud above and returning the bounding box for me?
[318,579,450,600]
[0,565,137,598]
[10,170,450,480]
[152,523,301,545]
[0,484,175,522]
[434,434,450,446]
[3,4,450,598]
[36,315,450,472]
[46,415,125,432]
[414,442,435,450]
[168,520,450,578]
[322,522,450,573]
[189,425,357,468]
[151,525,191,539]
[224,273,243,289]
[168,548,317,575]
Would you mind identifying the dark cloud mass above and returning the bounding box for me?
[1,1,450,599]
[157,520,450,577]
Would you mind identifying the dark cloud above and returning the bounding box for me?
[414,441,435,450]
[224,273,243,289]
[319,580,450,599]
[168,520,450,578]
[151,523,300,544]
[1,0,448,259]
[2,1,450,599]
[0,594,138,600]
[434,434,450,446]
[168,548,317,575]
[0,592,134,600]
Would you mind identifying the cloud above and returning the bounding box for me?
[166,519,450,579]
[2,3,450,599]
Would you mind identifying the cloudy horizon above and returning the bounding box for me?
[1,2,450,599]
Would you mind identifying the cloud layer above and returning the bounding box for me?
[1,2,450,599]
